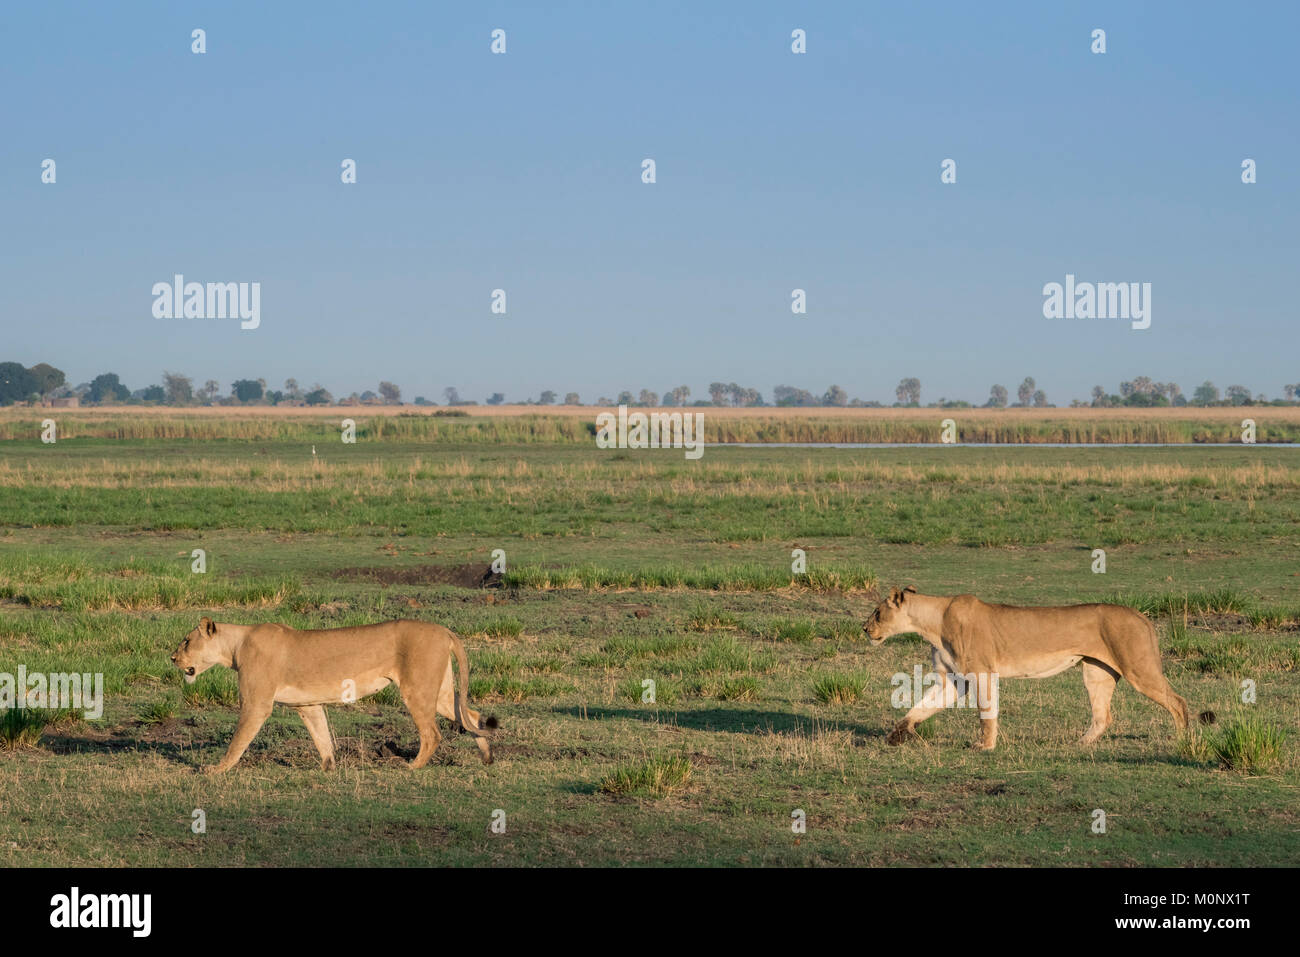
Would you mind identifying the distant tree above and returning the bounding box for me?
[232,379,264,403]
[1192,381,1219,405]
[822,384,848,407]
[266,390,284,405]
[895,377,921,406]
[774,385,818,407]
[378,381,401,404]
[0,363,36,404]
[413,396,433,406]
[638,390,658,407]
[486,393,506,405]
[88,372,130,404]
[162,372,193,405]
[1091,385,1121,408]
[360,390,378,403]
[539,390,557,405]
[708,382,727,406]
[305,386,333,406]
[1017,377,1035,406]
[564,392,580,405]
[596,397,613,406]
[988,384,1009,408]
[1285,384,1296,401]
[1225,384,1251,406]
[617,390,634,405]
[197,380,221,404]
[284,378,301,400]
[444,387,461,405]
[141,384,165,402]
[721,383,756,407]
[1032,389,1048,408]
[663,386,690,406]
[28,363,65,396]
[1122,390,1162,407]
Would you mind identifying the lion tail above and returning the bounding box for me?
[449,631,471,734]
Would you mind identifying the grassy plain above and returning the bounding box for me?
[0,408,1297,866]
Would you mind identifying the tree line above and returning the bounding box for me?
[1,361,1294,409]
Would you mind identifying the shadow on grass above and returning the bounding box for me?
[553,704,885,740]
[40,734,193,762]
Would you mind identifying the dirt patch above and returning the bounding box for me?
[329,563,502,589]
[373,740,460,766]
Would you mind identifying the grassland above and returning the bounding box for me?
[0,410,1297,866]
[4,403,1300,444]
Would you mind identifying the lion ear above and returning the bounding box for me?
[888,587,902,605]
[202,617,216,635]
[902,585,917,596]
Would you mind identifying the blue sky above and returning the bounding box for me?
[3,1,1296,405]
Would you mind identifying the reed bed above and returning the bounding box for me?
[4,406,1299,443]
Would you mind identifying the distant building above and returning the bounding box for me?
[41,396,80,408]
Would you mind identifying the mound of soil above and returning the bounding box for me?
[329,563,502,589]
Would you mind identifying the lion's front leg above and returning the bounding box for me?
[887,669,959,744]
[205,696,273,773]
[978,715,999,750]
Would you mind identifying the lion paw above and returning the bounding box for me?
[886,724,915,746]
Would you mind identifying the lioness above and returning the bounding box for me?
[864,586,1210,750]
[171,617,497,773]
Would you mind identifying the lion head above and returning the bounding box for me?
[863,586,918,645]
[172,617,222,683]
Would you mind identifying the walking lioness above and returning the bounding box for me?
[171,618,497,773]
[864,586,1210,750]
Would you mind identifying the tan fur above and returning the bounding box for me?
[864,586,1196,750]
[171,617,495,773]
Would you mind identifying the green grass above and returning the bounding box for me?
[138,697,178,724]
[505,562,875,592]
[0,553,298,611]
[1,436,1298,866]
[1208,716,1288,774]
[813,673,866,705]
[1,707,52,750]
[600,754,693,797]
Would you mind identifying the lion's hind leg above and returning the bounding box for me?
[296,705,336,770]
[1124,669,1191,733]
[1109,619,1192,734]
[399,683,443,769]
[1080,659,1119,745]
